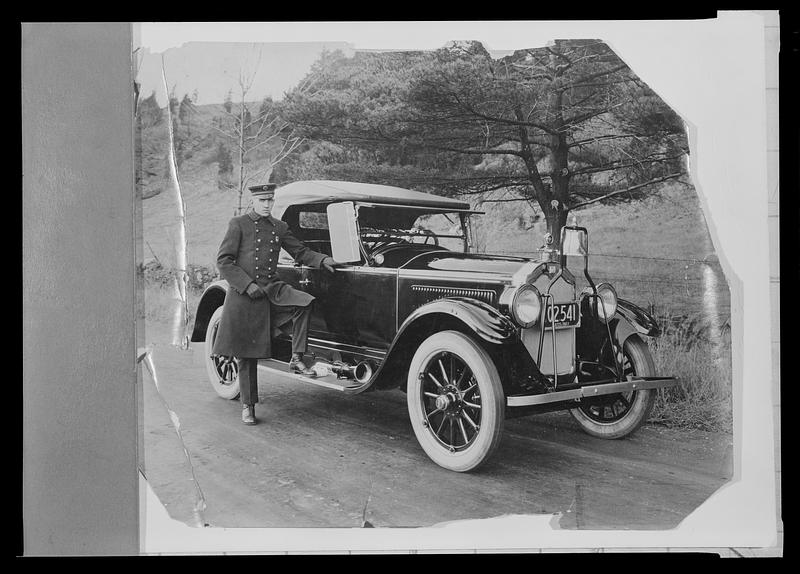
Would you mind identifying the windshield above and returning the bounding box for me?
[356,205,470,252]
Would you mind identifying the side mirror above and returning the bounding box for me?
[326,201,362,263]
[561,227,588,257]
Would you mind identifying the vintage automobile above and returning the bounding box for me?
[191,180,678,472]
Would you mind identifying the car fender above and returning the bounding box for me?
[614,298,661,342]
[367,297,516,391]
[398,297,517,345]
[190,280,229,342]
[577,298,660,362]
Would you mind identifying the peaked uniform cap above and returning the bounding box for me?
[248,184,277,197]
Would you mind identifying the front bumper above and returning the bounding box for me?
[506,376,679,407]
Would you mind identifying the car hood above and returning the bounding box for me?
[400,250,536,278]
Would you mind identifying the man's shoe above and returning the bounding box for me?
[289,355,317,377]
[242,405,257,425]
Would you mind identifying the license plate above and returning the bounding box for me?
[544,302,579,327]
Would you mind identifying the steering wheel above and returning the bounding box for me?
[371,242,409,258]
[362,234,389,251]
[413,229,439,246]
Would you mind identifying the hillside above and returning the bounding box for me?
[138,100,276,268]
[139,103,730,325]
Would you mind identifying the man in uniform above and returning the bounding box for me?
[211,183,341,425]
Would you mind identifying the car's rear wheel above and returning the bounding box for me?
[569,335,656,439]
[204,306,240,400]
[407,331,505,472]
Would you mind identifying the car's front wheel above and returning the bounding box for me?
[569,335,656,439]
[204,306,241,400]
[407,331,505,472]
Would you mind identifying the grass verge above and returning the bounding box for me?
[647,311,732,433]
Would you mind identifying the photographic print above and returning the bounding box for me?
[132,20,761,552]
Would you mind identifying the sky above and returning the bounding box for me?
[134,22,537,106]
[136,21,546,53]
[136,40,351,106]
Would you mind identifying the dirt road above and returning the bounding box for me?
[141,320,733,531]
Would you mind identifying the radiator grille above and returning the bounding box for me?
[411,284,496,305]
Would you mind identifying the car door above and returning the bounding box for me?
[283,206,397,353]
[316,264,397,351]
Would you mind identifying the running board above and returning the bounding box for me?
[257,359,366,392]
[506,376,679,407]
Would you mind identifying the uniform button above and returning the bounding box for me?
[256,248,259,251]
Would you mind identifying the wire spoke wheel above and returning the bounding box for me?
[212,352,238,385]
[579,351,636,423]
[204,306,241,400]
[570,335,656,439]
[407,331,504,472]
[420,352,482,452]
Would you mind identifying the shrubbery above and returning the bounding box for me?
[139,260,218,293]
[647,310,732,432]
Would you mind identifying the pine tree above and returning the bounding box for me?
[215,141,234,191]
[283,41,689,246]
[216,142,233,175]
[178,94,196,137]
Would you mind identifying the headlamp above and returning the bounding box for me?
[594,283,618,322]
[511,284,542,328]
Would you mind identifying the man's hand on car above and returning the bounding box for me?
[321,256,343,273]
[245,282,266,299]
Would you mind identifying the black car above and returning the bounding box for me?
[191,180,678,472]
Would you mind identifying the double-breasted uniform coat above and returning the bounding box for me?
[211,211,327,359]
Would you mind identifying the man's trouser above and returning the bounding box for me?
[237,304,312,406]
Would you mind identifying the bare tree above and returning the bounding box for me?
[211,47,306,214]
[160,56,190,349]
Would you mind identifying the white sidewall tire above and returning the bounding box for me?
[407,331,505,472]
[204,306,241,400]
[569,335,656,439]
